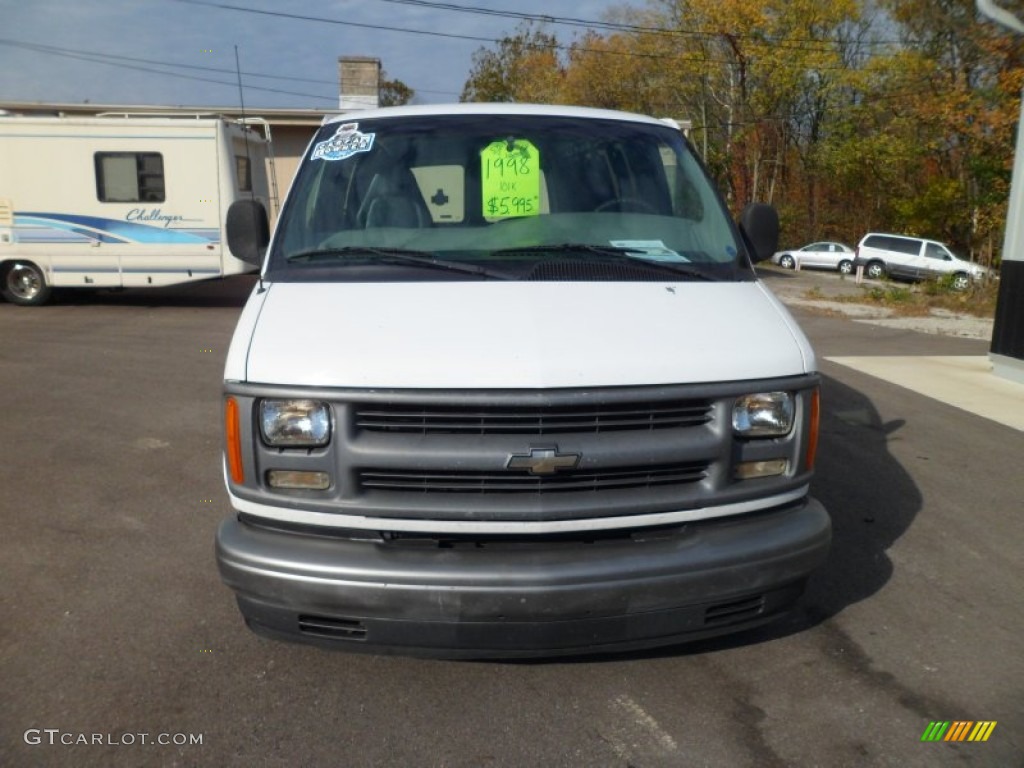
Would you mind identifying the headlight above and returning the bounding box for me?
[260,399,331,446]
[732,392,794,437]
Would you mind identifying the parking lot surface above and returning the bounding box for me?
[1,275,1021,767]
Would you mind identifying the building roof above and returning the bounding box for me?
[0,100,338,126]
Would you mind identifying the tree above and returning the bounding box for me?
[850,0,1024,257]
[379,71,414,107]
[453,0,1024,263]
[460,25,563,103]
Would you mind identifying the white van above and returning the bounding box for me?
[216,103,830,657]
[854,232,988,289]
[0,114,269,305]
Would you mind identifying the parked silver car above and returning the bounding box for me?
[771,241,855,273]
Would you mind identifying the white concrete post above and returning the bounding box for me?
[978,0,1024,384]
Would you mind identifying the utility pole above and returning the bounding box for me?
[979,0,1024,383]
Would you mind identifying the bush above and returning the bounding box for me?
[867,286,888,302]
[841,275,998,317]
[923,274,960,295]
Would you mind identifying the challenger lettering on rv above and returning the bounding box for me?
[126,208,185,228]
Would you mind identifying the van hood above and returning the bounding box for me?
[228,281,814,388]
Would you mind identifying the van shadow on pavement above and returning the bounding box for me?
[556,372,921,664]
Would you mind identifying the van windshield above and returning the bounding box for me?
[268,113,749,282]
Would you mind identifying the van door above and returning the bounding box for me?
[922,242,954,278]
[899,239,930,279]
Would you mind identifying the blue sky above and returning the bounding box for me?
[1,0,633,108]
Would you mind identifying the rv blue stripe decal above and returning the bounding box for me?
[17,231,94,243]
[15,220,126,244]
[16,213,217,244]
[49,268,222,274]
[52,267,122,273]
[121,268,221,274]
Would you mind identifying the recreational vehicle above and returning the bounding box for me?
[0,114,270,305]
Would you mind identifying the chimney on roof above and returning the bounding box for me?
[338,56,381,110]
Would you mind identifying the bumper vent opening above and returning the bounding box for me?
[704,596,765,627]
[298,614,368,641]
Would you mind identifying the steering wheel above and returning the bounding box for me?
[593,197,659,214]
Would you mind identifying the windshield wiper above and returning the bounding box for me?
[286,246,515,280]
[490,244,716,281]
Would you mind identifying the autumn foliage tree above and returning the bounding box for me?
[379,72,414,107]
[459,0,1024,263]
[460,26,563,103]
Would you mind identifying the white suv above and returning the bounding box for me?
[854,233,988,290]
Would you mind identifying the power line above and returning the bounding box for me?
[365,0,913,49]
[166,0,754,62]
[0,39,338,102]
[0,6,960,108]
[168,0,877,67]
[0,30,951,113]
[368,0,693,36]
[0,38,461,100]
[1,39,333,86]
[171,0,531,47]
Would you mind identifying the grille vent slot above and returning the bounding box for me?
[359,462,709,494]
[355,401,712,435]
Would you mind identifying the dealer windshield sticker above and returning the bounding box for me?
[311,123,376,161]
[610,240,688,262]
[481,138,540,220]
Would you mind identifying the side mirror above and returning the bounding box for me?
[739,203,779,263]
[226,199,270,266]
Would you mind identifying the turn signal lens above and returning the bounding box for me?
[806,388,820,471]
[225,396,244,484]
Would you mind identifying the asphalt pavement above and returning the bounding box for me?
[1,275,1021,768]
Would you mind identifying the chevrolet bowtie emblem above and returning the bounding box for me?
[506,447,581,475]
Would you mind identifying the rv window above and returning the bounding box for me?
[95,152,165,203]
[235,155,252,192]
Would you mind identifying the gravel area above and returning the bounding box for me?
[758,265,995,341]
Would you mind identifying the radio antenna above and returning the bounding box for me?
[234,45,264,292]
[234,45,254,202]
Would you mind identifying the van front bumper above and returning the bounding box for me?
[216,497,830,658]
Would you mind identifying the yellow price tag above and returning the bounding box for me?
[480,139,540,220]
